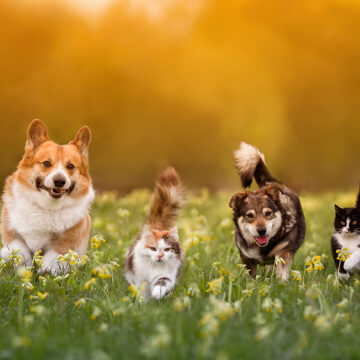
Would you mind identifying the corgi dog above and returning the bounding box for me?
[0,119,95,274]
[125,167,184,300]
[230,142,306,281]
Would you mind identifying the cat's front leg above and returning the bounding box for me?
[151,277,175,300]
[338,271,351,282]
[344,250,360,273]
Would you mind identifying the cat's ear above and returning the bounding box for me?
[168,226,179,239]
[334,205,342,214]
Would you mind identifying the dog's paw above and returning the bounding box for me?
[1,244,32,267]
[151,285,166,300]
[39,250,68,276]
[338,271,350,282]
[276,269,290,283]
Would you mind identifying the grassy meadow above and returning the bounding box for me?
[0,190,360,359]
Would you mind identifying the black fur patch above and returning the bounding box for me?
[155,277,170,286]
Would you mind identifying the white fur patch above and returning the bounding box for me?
[338,271,350,282]
[39,249,68,275]
[125,235,182,300]
[344,250,360,273]
[2,180,94,269]
[234,142,265,176]
[0,239,32,267]
[333,232,360,255]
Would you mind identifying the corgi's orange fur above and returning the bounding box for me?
[0,119,95,274]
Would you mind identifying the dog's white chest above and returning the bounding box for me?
[240,246,262,262]
[5,182,93,252]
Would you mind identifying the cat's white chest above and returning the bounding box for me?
[334,232,360,254]
[132,257,179,286]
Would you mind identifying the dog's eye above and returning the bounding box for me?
[164,248,171,252]
[265,210,273,217]
[246,213,254,219]
[150,247,157,251]
[42,161,51,168]
[67,163,75,170]
[341,221,346,226]
[353,220,358,225]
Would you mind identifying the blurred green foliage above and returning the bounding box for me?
[0,0,359,192]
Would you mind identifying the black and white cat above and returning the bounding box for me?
[331,189,360,281]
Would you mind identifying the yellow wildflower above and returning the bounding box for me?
[74,298,86,309]
[33,250,44,267]
[336,248,350,262]
[173,299,184,312]
[274,255,285,265]
[91,235,106,250]
[92,265,112,279]
[84,278,97,291]
[206,277,224,295]
[37,291,49,300]
[291,270,302,281]
[128,283,146,301]
[8,250,24,265]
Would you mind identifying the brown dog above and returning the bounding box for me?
[0,119,94,274]
[230,142,305,281]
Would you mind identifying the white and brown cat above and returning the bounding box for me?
[125,167,184,300]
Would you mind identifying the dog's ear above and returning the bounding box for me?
[265,186,281,201]
[26,119,49,150]
[229,192,247,209]
[71,126,91,157]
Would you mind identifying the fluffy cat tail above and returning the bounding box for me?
[147,167,185,229]
[234,142,278,188]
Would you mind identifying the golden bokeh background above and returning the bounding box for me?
[1,0,360,192]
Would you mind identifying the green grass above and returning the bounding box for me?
[1,189,360,360]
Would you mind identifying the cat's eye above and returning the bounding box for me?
[66,163,75,170]
[164,248,171,252]
[42,161,51,168]
[150,247,156,251]
[341,221,346,226]
[352,220,358,225]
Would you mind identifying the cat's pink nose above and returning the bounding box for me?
[158,253,164,259]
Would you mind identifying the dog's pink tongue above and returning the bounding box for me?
[255,236,268,245]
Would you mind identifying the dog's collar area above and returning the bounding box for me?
[36,178,75,199]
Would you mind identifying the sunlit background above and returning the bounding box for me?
[1,0,360,193]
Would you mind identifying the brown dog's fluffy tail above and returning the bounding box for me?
[234,142,278,188]
[147,167,184,229]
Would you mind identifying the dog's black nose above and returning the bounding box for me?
[257,227,267,236]
[53,176,66,188]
